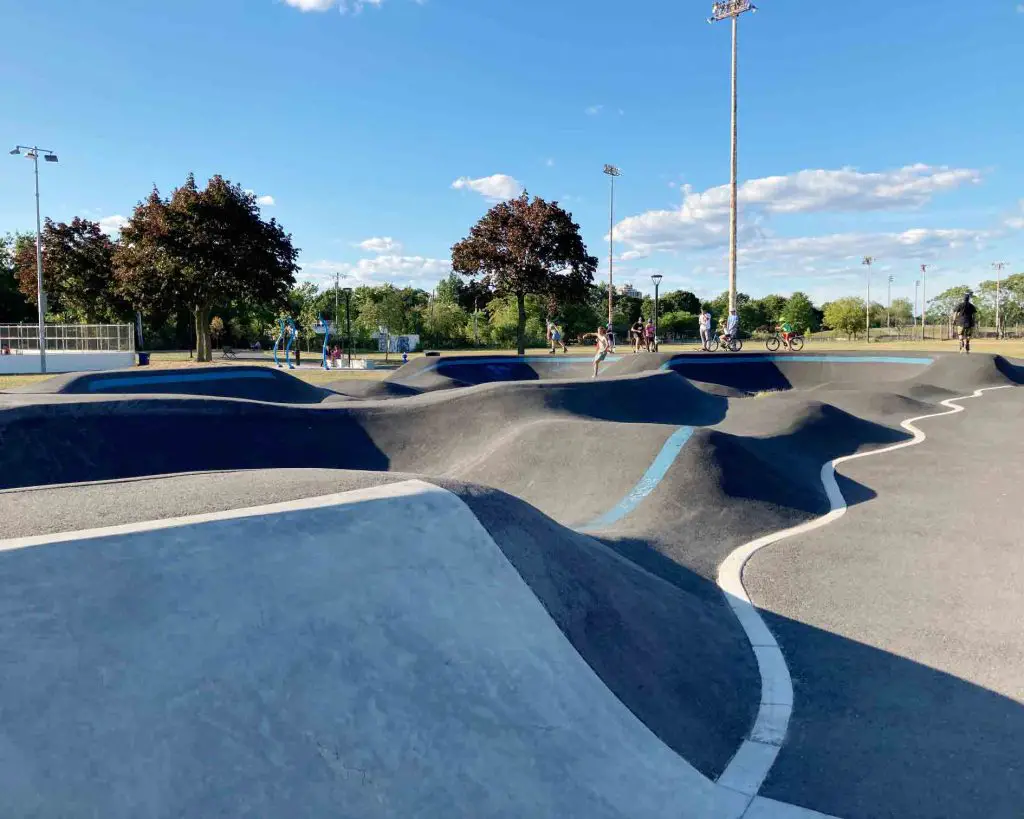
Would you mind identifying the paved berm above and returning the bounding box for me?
[0,351,1021,818]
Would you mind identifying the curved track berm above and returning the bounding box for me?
[0,351,1021,817]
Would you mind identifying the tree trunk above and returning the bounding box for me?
[194,305,212,362]
[516,291,526,356]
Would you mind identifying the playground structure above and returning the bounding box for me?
[313,315,335,370]
[272,317,298,369]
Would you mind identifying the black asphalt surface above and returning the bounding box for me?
[1,350,1022,813]
[744,386,1024,819]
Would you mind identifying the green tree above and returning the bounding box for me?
[451,193,597,355]
[889,297,914,326]
[209,315,225,348]
[976,275,1024,330]
[823,296,867,338]
[660,311,699,339]
[422,300,468,347]
[435,272,462,305]
[356,284,408,360]
[114,174,299,362]
[756,294,789,326]
[486,294,547,348]
[0,233,36,321]
[660,290,701,315]
[779,291,819,333]
[926,285,971,324]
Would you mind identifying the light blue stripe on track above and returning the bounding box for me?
[580,425,695,532]
[87,370,277,392]
[660,354,932,369]
[422,355,622,375]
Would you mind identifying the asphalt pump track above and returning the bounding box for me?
[1,351,1022,818]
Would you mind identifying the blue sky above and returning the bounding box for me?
[2,0,1021,306]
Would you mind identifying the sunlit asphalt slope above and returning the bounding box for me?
[1,351,1021,818]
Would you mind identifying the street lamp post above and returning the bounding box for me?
[651,273,663,352]
[914,279,920,327]
[887,275,894,329]
[603,164,621,334]
[10,145,59,374]
[709,0,757,315]
[920,264,928,341]
[863,256,874,342]
[343,287,353,368]
[993,262,1007,339]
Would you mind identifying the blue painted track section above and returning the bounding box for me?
[661,355,933,369]
[87,371,277,392]
[580,425,695,531]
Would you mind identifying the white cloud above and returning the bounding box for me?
[451,173,524,202]
[99,215,128,236]
[613,164,982,257]
[357,236,402,253]
[1005,200,1024,230]
[257,195,276,206]
[300,254,450,290]
[283,0,383,12]
[585,105,604,116]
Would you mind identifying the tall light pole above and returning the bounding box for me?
[914,279,920,327]
[709,0,756,315]
[651,273,663,352]
[863,256,874,342]
[992,262,1007,339]
[920,264,928,341]
[887,274,894,329]
[343,287,353,368]
[10,145,59,374]
[603,164,621,332]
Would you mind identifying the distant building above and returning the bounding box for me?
[618,283,642,299]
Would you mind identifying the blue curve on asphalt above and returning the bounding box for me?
[660,354,933,369]
[87,370,277,391]
[580,425,695,532]
[421,355,622,375]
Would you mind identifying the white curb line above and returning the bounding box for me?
[715,385,1013,814]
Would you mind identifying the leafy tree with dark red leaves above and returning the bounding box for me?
[13,217,126,322]
[114,174,299,362]
[451,193,597,355]
[1,232,37,321]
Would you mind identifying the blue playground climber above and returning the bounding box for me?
[313,314,332,370]
[273,316,299,369]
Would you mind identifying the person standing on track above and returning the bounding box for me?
[630,319,645,354]
[592,325,611,378]
[547,320,567,354]
[644,318,656,352]
[953,290,977,353]
[699,309,712,351]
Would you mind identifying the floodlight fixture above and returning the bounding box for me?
[603,164,621,177]
[44,153,58,163]
[708,0,756,24]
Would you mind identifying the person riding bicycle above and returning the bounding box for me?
[778,320,795,348]
[952,290,977,353]
[722,309,740,343]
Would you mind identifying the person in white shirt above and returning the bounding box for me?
[699,310,712,351]
[592,325,611,377]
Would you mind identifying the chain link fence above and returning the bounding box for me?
[0,324,135,354]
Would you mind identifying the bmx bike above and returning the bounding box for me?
[705,332,743,353]
[765,332,805,353]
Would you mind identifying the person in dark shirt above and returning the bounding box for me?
[952,291,978,354]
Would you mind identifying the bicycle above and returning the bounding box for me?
[705,331,743,353]
[220,347,238,360]
[765,332,804,353]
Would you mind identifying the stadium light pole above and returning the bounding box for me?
[887,275,894,329]
[708,0,756,315]
[992,262,1006,339]
[920,264,928,341]
[863,256,874,342]
[343,287,353,368]
[651,273,663,351]
[914,279,920,327]
[603,164,621,333]
[10,145,59,374]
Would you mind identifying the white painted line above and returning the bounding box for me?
[0,479,438,553]
[714,385,1014,814]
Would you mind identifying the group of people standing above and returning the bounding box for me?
[698,308,739,351]
[628,319,658,353]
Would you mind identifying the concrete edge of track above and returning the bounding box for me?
[713,384,1015,812]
